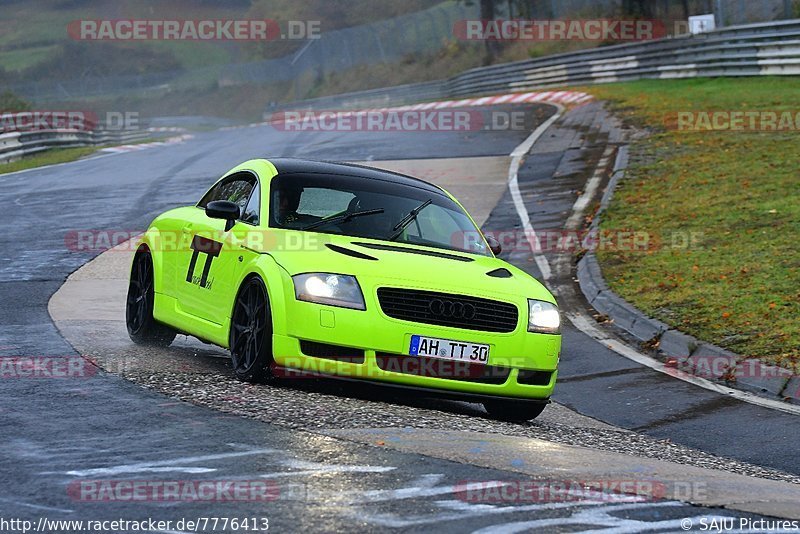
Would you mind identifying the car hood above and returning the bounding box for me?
[260,231,555,303]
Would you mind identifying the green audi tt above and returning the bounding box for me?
[126,158,561,421]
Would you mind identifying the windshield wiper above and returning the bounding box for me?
[388,199,432,241]
[302,208,384,231]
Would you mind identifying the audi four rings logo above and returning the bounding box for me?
[429,299,476,319]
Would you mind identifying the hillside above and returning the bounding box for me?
[0,0,441,83]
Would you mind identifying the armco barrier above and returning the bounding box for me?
[267,18,800,117]
[0,123,149,164]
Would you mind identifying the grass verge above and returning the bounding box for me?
[0,146,101,175]
[585,77,799,372]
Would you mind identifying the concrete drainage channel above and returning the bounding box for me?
[49,109,800,520]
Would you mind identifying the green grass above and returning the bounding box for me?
[0,146,100,175]
[0,45,60,72]
[586,78,800,372]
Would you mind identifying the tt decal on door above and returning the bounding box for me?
[186,235,222,289]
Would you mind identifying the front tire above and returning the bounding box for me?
[126,248,176,346]
[483,399,547,422]
[229,276,274,383]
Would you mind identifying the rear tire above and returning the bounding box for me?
[229,276,274,383]
[483,399,547,422]
[126,248,176,346]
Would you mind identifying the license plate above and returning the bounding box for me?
[409,335,489,363]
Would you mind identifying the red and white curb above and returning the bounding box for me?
[220,91,594,130]
[372,90,592,111]
[147,126,187,133]
[270,90,593,120]
[99,134,193,154]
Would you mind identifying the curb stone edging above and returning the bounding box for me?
[576,143,799,403]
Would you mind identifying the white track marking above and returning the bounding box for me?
[350,499,613,528]
[0,497,73,513]
[565,308,800,416]
[506,103,565,281]
[57,447,275,477]
[344,476,509,504]
[470,502,704,534]
[260,459,396,479]
[100,134,193,154]
[0,134,193,179]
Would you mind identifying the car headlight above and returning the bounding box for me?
[292,273,366,310]
[528,299,560,334]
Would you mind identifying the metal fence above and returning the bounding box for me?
[447,18,800,96]
[0,124,149,163]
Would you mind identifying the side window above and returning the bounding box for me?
[410,206,461,243]
[199,178,253,209]
[198,173,259,224]
[241,182,260,225]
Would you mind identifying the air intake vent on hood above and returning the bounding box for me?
[325,244,378,261]
[487,268,512,278]
[353,242,473,262]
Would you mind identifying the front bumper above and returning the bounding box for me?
[269,267,560,400]
[271,284,560,399]
[273,333,557,400]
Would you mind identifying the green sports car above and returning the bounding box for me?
[126,158,561,421]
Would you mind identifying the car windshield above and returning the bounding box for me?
[269,172,490,256]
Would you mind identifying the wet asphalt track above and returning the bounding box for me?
[0,102,795,529]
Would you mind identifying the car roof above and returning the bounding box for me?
[266,158,446,196]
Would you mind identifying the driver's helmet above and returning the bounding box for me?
[274,183,304,224]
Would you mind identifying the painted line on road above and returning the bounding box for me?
[349,498,637,529]
[0,134,194,179]
[507,111,800,417]
[470,502,718,534]
[0,497,73,514]
[507,103,565,282]
[54,447,276,477]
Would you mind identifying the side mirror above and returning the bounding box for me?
[206,200,240,231]
[485,235,502,255]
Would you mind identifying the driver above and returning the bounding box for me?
[275,184,304,225]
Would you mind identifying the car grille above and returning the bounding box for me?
[376,288,519,333]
